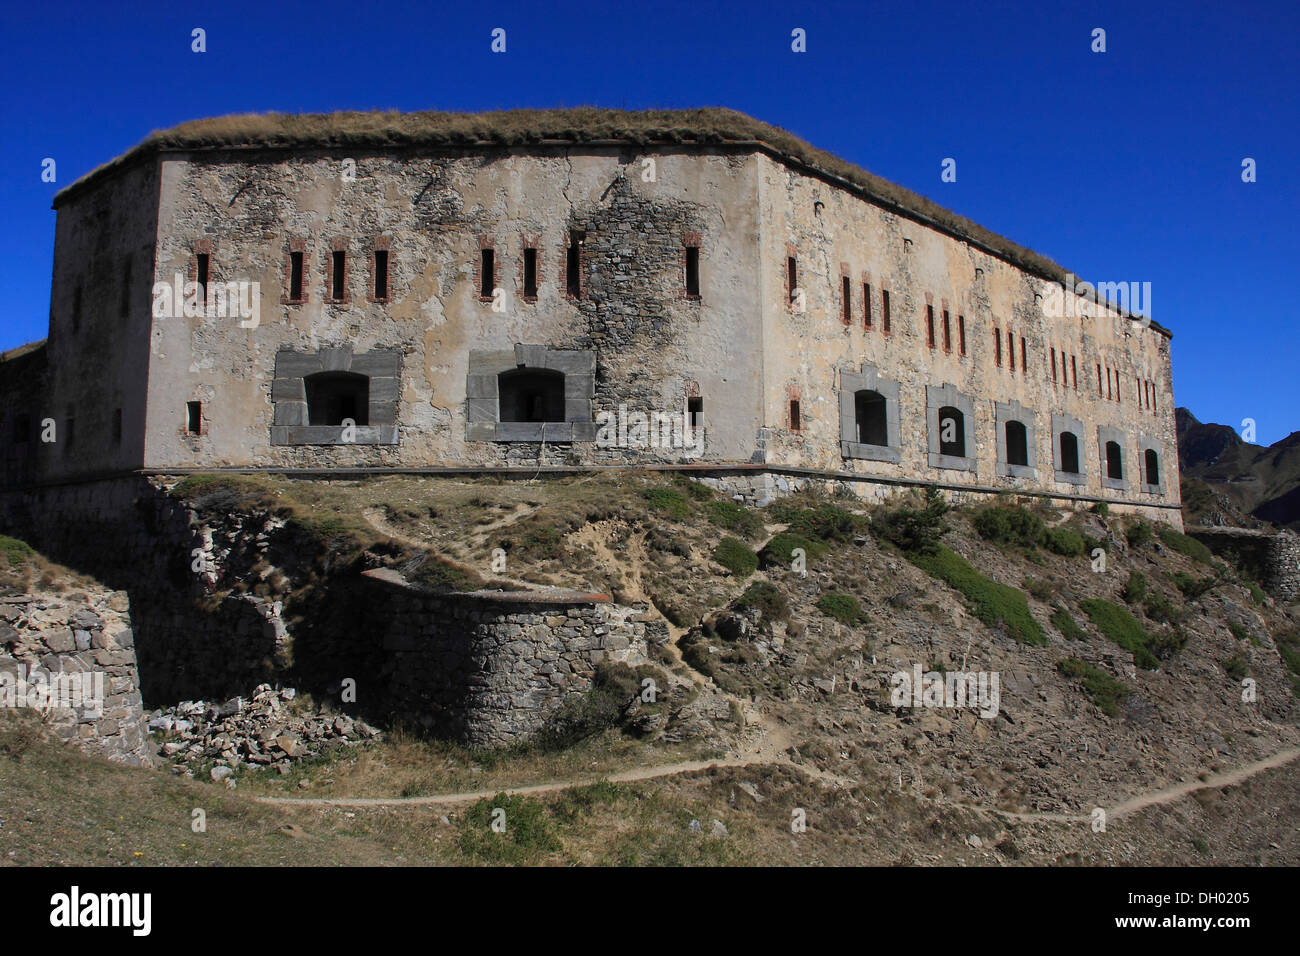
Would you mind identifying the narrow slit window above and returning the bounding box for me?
[1071,355,1078,389]
[1051,348,1058,382]
[942,310,951,351]
[842,276,852,324]
[567,231,584,298]
[1097,364,1103,396]
[186,401,202,436]
[863,283,872,328]
[789,399,801,432]
[1007,329,1015,371]
[925,305,935,348]
[289,251,304,301]
[1020,337,1027,373]
[687,396,703,430]
[331,250,345,301]
[374,250,389,299]
[480,248,495,299]
[995,327,1002,366]
[196,253,209,303]
[881,290,891,332]
[523,247,538,298]
[958,315,966,356]
[787,256,798,304]
[685,246,701,297]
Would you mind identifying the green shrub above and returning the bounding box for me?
[0,535,35,568]
[758,531,826,570]
[1051,605,1087,641]
[873,487,949,555]
[1142,591,1185,625]
[1158,526,1214,565]
[1042,526,1086,557]
[1221,656,1248,681]
[1022,577,1055,601]
[972,505,1045,548]
[713,537,758,576]
[784,503,857,543]
[642,488,690,520]
[705,499,762,539]
[1079,598,1159,669]
[1228,621,1252,643]
[1273,627,1300,697]
[1090,502,1109,517]
[734,581,790,622]
[815,592,864,625]
[1125,520,1154,549]
[1121,570,1148,604]
[1247,582,1267,605]
[1057,657,1129,717]
[909,546,1045,645]
[679,479,715,501]
[1172,571,1217,600]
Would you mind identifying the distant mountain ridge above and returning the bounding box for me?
[1177,407,1300,529]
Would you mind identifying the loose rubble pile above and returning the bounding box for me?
[147,684,381,779]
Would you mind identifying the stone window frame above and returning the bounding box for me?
[325,239,350,305]
[465,345,597,443]
[367,236,392,304]
[838,363,901,464]
[994,399,1037,479]
[1138,435,1164,495]
[1051,413,1087,485]
[281,238,309,305]
[270,346,400,445]
[181,397,209,439]
[1098,424,1130,491]
[926,383,976,473]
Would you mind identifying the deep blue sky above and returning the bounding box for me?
[1,0,1295,443]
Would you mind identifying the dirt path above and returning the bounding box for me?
[360,505,539,591]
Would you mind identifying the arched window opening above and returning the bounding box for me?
[1106,440,1124,480]
[499,367,565,423]
[1005,420,1029,467]
[854,389,888,446]
[305,371,369,426]
[1059,431,1080,474]
[938,406,965,458]
[1144,448,1159,486]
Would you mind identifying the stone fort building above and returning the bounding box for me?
[0,108,1181,526]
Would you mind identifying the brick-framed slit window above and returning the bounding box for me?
[862,275,873,329]
[520,235,541,303]
[788,385,803,433]
[282,238,308,305]
[190,239,215,307]
[839,263,852,325]
[477,234,496,303]
[881,286,892,334]
[325,239,349,304]
[683,233,702,300]
[368,236,391,304]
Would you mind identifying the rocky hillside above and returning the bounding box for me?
[1178,407,1300,528]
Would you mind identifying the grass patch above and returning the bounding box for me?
[1022,577,1055,601]
[458,793,562,864]
[1057,657,1130,717]
[972,505,1044,548]
[1247,582,1267,605]
[909,545,1045,645]
[713,537,758,577]
[1172,571,1218,600]
[1042,526,1086,557]
[815,592,865,625]
[758,531,827,570]
[642,488,690,520]
[1078,598,1159,669]
[1051,605,1087,641]
[1158,526,1214,565]
[734,581,790,622]
[1121,570,1148,604]
[1125,520,1154,549]
[0,534,35,568]
[1221,656,1248,681]
[408,556,486,593]
[705,499,762,539]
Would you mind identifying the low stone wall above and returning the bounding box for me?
[694,467,1185,529]
[365,570,650,747]
[0,585,152,765]
[1187,526,1300,600]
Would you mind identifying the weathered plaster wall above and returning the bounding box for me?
[146,147,765,469]
[754,152,1180,518]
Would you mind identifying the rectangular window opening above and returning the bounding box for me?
[523,248,538,298]
[1051,348,1058,382]
[1072,355,1078,389]
[186,401,202,436]
[1020,337,1027,373]
[787,256,798,304]
[1007,329,1015,371]
[942,310,951,351]
[687,396,703,430]
[925,305,936,348]
[289,251,304,301]
[567,231,585,298]
[958,315,966,355]
[995,327,1002,366]
[841,276,852,324]
[686,246,701,297]
[374,249,389,300]
[881,290,891,332]
[863,283,872,328]
[789,399,802,432]
[196,253,209,304]
[480,248,495,299]
[331,250,346,301]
